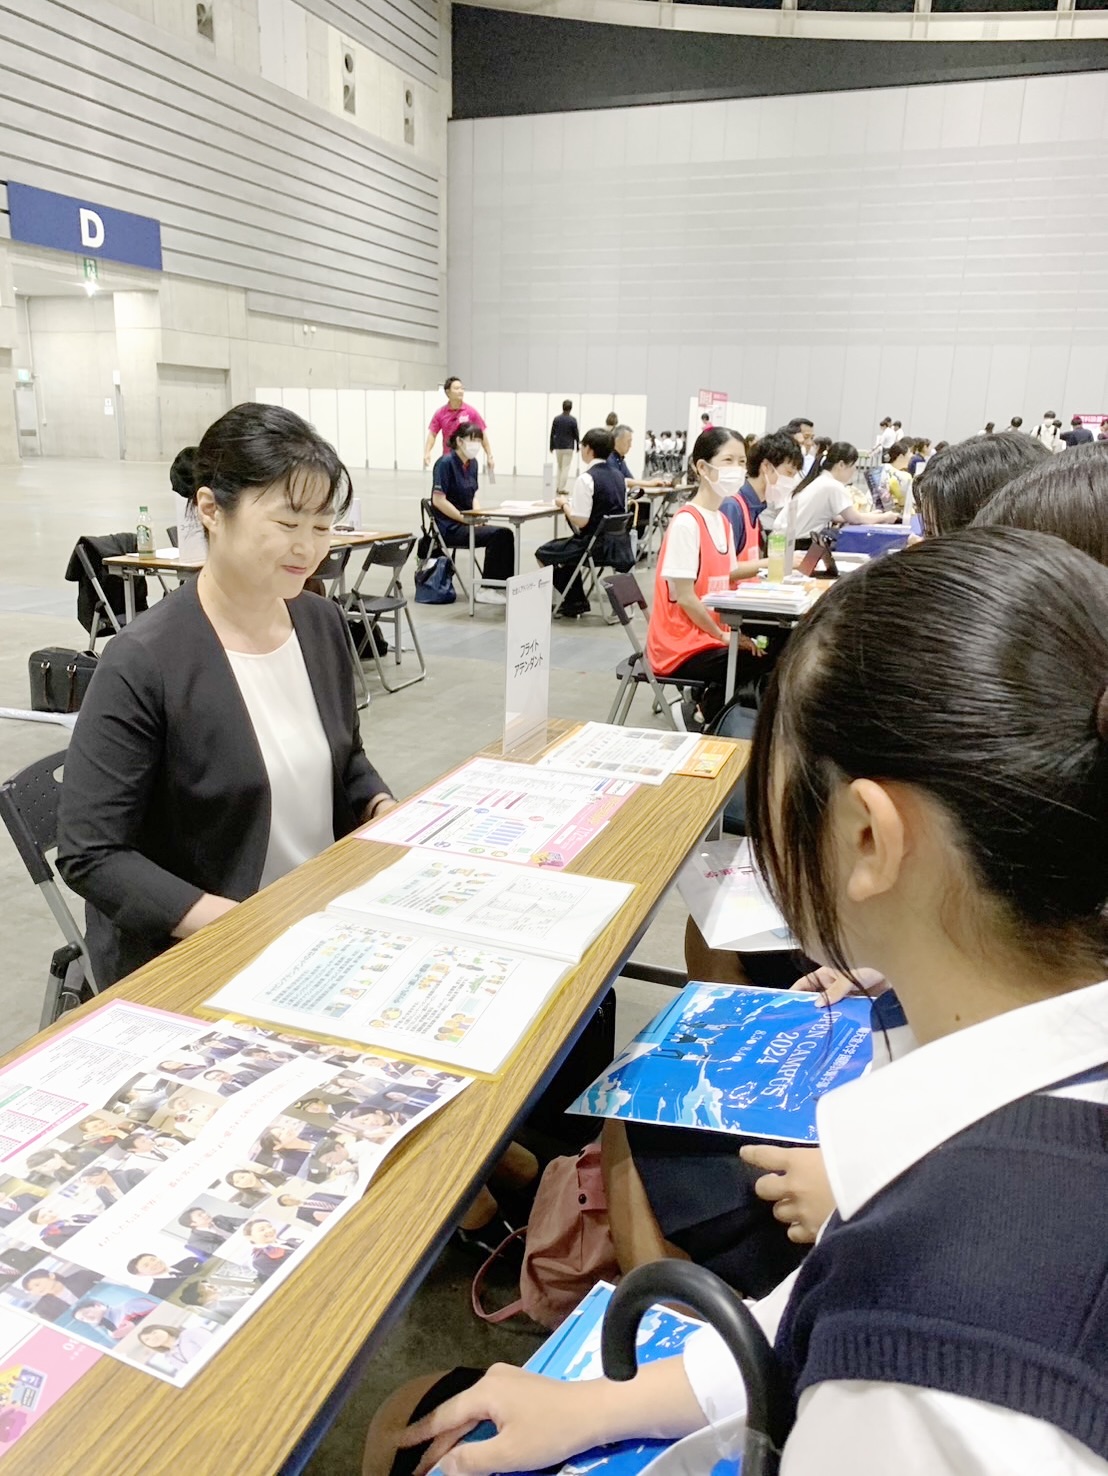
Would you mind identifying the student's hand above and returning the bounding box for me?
[789,965,887,1004]
[366,794,398,821]
[172,894,238,939]
[401,1365,617,1476]
[738,634,763,658]
[740,1144,834,1244]
[881,512,900,524]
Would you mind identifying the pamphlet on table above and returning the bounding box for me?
[207,853,632,1073]
[536,723,702,787]
[0,1001,469,1396]
[705,583,818,616]
[677,838,795,952]
[571,983,872,1143]
[431,1282,741,1476]
[360,756,634,868]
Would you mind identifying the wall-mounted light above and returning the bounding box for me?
[84,282,98,297]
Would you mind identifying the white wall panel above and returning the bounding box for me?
[513,393,547,476]
[484,393,517,472]
[365,389,397,471]
[448,72,1108,442]
[283,387,311,421]
[395,390,425,470]
[255,387,283,406]
[308,388,339,449]
[580,395,614,437]
[336,388,368,468]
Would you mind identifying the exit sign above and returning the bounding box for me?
[83,257,99,283]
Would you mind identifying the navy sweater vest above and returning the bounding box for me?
[774,1087,1108,1461]
[582,462,627,541]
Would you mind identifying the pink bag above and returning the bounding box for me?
[472,1143,621,1330]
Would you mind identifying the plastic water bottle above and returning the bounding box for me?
[136,505,154,555]
[766,528,787,583]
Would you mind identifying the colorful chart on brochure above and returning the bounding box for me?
[571,984,872,1144]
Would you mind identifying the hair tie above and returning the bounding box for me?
[1097,686,1108,743]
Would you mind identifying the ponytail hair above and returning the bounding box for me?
[793,440,857,497]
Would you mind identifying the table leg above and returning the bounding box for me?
[512,518,522,577]
[724,626,739,705]
[124,572,136,624]
[469,520,477,618]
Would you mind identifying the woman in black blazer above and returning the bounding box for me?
[58,403,393,987]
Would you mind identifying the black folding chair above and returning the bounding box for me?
[344,536,426,694]
[420,498,470,599]
[603,572,705,731]
[65,534,148,653]
[0,752,99,1029]
[551,512,634,621]
[311,546,370,708]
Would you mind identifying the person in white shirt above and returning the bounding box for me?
[385,526,1108,1476]
[1031,410,1060,451]
[871,417,896,455]
[772,441,898,543]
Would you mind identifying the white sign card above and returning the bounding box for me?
[503,567,552,756]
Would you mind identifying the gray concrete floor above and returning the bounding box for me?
[0,457,689,1474]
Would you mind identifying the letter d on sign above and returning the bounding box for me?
[79,208,105,250]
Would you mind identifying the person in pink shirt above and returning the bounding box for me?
[423,377,494,470]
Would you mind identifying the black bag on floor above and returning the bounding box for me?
[351,621,389,659]
[29,648,98,714]
[523,989,617,1154]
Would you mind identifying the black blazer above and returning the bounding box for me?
[550,414,580,452]
[58,580,390,988]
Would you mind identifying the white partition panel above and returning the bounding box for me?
[580,395,614,438]
[422,389,443,442]
[464,391,485,424]
[365,390,397,471]
[336,389,368,468]
[283,387,310,422]
[255,387,283,406]
[308,389,339,450]
[396,391,427,471]
[513,393,548,477]
[618,395,649,480]
[484,393,517,474]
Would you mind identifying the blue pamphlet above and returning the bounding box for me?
[433,1282,740,1475]
[570,983,872,1144]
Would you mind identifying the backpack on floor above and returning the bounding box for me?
[414,556,457,605]
[471,1143,620,1330]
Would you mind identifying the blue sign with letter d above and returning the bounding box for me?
[7,182,162,272]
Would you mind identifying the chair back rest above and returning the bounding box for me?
[312,546,352,581]
[364,535,417,571]
[602,573,648,645]
[0,752,67,887]
[166,526,179,548]
[596,512,633,538]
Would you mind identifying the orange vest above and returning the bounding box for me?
[646,504,735,677]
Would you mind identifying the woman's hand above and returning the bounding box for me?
[789,965,887,1004]
[740,1144,834,1244]
[399,1365,619,1476]
[737,634,764,658]
[365,794,398,821]
[172,893,238,939]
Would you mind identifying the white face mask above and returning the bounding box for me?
[705,464,746,498]
[459,440,479,461]
[774,472,801,496]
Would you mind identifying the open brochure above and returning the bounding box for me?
[431,1282,740,1476]
[359,756,634,869]
[572,983,872,1143]
[0,1001,469,1393]
[535,723,702,787]
[677,838,795,953]
[207,854,632,1073]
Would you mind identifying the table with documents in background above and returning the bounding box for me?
[0,720,747,1476]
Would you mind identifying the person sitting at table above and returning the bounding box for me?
[57,402,395,989]
[430,422,514,604]
[536,428,633,618]
[773,440,899,545]
[870,438,915,515]
[609,425,669,542]
[645,427,766,728]
[732,431,804,533]
[914,429,1050,536]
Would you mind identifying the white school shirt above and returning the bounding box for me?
[672,978,1108,1476]
[226,630,334,889]
[659,506,734,583]
[771,473,854,541]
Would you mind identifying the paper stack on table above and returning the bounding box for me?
[535,722,702,787]
[706,581,819,615]
[207,852,633,1073]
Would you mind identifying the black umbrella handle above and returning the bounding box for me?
[600,1261,791,1476]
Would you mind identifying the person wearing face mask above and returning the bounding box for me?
[536,428,633,617]
[645,427,765,726]
[430,422,515,603]
[733,431,805,538]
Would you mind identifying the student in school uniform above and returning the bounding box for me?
[383,526,1108,1476]
[645,427,766,727]
[431,422,515,601]
[732,432,804,533]
[914,429,1050,536]
[57,403,394,988]
[972,438,1108,564]
[773,442,899,545]
[536,428,633,617]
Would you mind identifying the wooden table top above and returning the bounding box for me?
[2,723,747,1476]
[104,531,407,575]
[462,503,559,522]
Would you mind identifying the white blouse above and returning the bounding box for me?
[226,630,334,888]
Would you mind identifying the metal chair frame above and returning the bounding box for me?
[0,751,99,1028]
[602,572,706,731]
[551,512,634,622]
[344,536,427,694]
[312,546,370,708]
[420,498,471,599]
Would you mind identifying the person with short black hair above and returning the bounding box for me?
[1031,411,1059,451]
[914,430,1051,537]
[739,432,805,530]
[871,416,896,456]
[1061,415,1095,447]
[423,377,493,470]
[57,403,394,988]
[536,429,633,617]
[972,440,1108,565]
[1008,415,1024,431]
[431,422,515,602]
[549,400,580,494]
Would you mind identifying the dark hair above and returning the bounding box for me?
[194,403,352,520]
[562,399,572,412]
[913,438,930,454]
[879,417,892,427]
[749,431,803,479]
[1072,416,1084,427]
[689,426,744,475]
[169,446,198,499]
[448,421,480,450]
[886,439,913,464]
[972,442,1108,566]
[178,1281,206,1307]
[793,441,857,497]
[915,431,1050,537]
[26,1149,65,1169]
[934,440,950,453]
[892,420,902,429]
[605,412,619,428]
[443,376,461,393]
[785,418,814,434]
[137,1325,180,1346]
[747,527,1108,976]
[1044,411,1056,419]
[582,428,615,459]
[178,1208,204,1228]
[984,423,995,434]
[1010,416,1023,429]
[126,1256,152,1274]
[701,412,711,422]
